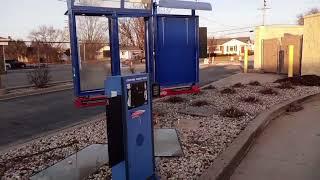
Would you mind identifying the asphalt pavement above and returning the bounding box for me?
[231,96,320,180]
[3,64,73,88]
[0,65,239,148]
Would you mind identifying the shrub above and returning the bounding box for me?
[129,64,135,74]
[248,81,261,86]
[220,88,236,94]
[27,67,51,88]
[232,83,246,88]
[190,100,210,107]
[241,96,260,103]
[220,107,246,118]
[164,96,186,104]
[259,88,278,95]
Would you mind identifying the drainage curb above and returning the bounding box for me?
[6,80,72,91]
[0,84,73,101]
[199,92,320,180]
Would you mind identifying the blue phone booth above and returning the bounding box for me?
[66,0,212,179]
[152,0,212,96]
[105,73,156,180]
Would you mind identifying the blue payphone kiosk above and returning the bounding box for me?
[66,0,212,179]
[105,74,156,179]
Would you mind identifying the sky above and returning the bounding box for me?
[0,0,319,40]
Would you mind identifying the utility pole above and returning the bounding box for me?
[258,0,271,26]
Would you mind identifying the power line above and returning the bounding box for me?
[201,16,237,28]
[219,30,254,36]
[207,26,255,34]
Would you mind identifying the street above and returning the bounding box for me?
[3,64,73,88]
[0,65,240,148]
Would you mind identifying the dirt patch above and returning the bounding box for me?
[248,81,261,86]
[232,83,246,88]
[275,75,320,86]
[190,100,210,107]
[203,85,216,90]
[276,82,295,89]
[259,88,279,95]
[221,88,236,94]
[241,96,261,104]
[164,96,187,104]
[220,107,246,118]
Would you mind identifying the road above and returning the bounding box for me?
[3,64,73,88]
[0,65,239,148]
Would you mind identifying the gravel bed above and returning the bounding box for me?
[1,82,320,180]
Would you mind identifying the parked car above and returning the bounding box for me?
[5,60,27,69]
[5,63,11,70]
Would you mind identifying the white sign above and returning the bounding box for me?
[0,42,8,46]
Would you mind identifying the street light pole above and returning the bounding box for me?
[3,45,6,72]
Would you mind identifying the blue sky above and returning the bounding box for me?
[0,0,319,39]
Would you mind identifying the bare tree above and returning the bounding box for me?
[6,40,28,60]
[119,18,145,51]
[297,8,319,25]
[29,26,67,63]
[208,37,216,63]
[74,0,109,61]
[29,25,66,48]
[77,16,108,61]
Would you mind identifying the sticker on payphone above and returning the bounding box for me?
[131,110,146,119]
[127,81,148,109]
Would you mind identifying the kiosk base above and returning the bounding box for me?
[160,85,200,97]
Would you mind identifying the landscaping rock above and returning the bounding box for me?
[1,80,320,180]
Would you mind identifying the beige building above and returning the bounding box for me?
[301,13,320,75]
[254,25,304,70]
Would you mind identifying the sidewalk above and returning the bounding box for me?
[231,95,320,180]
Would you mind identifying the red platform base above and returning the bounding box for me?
[160,85,201,97]
[75,96,107,108]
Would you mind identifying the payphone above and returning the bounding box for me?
[105,73,156,180]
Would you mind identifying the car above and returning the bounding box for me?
[5,59,27,69]
[5,63,11,70]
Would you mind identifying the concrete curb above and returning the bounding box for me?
[199,92,320,180]
[0,84,73,101]
[6,80,72,91]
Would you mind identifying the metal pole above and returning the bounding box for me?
[244,46,248,73]
[2,46,6,72]
[288,45,294,77]
[37,43,40,64]
[83,43,86,62]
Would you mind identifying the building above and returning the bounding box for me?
[96,45,143,61]
[254,13,320,76]
[0,37,9,73]
[301,13,320,75]
[120,46,143,60]
[254,25,304,71]
[208,37,254,56]
[96,45,111,61]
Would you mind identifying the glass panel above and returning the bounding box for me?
[75,16,111,91]
[118,17,146,75]
[124,0,152,10]
[74,0,121,8]
[74,0,152,10]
